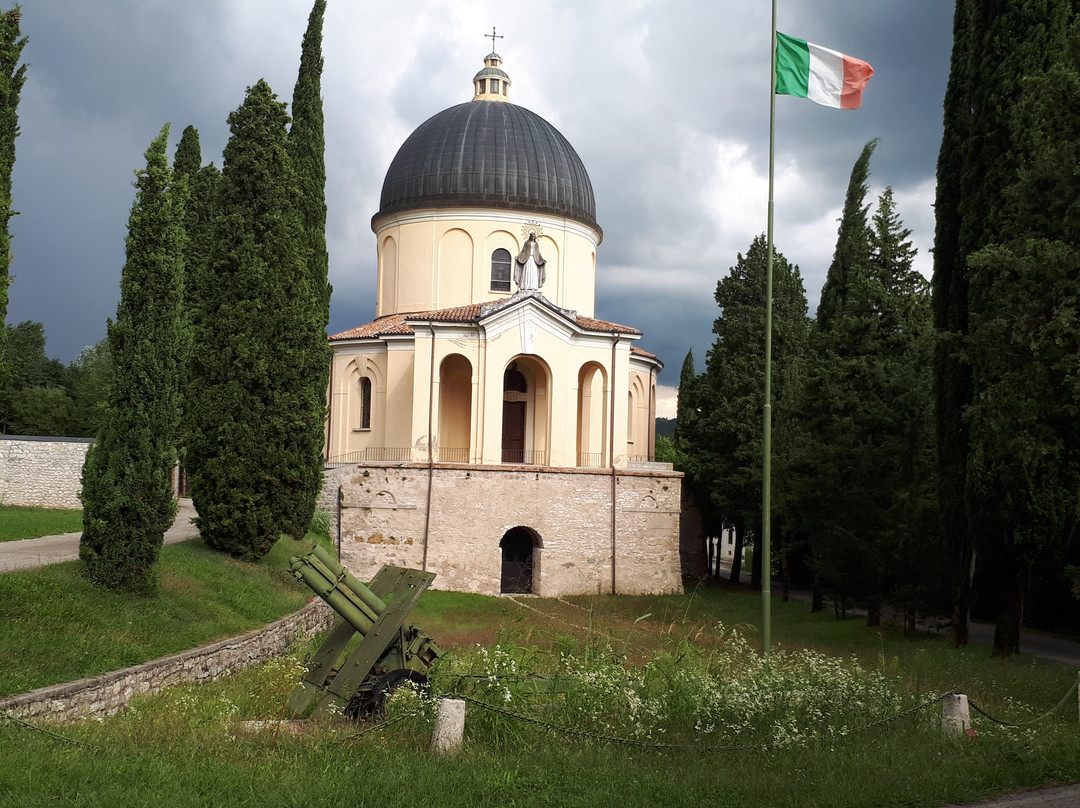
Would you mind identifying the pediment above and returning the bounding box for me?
[479,291,580,347]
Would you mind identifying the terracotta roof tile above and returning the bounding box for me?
[330,303,641,341]
[575,315,640,335]
[329,315,411,340]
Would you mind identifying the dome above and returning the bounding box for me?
[375,100,600,233]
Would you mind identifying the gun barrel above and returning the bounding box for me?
[289,549,386,635]
[309,544,388,616]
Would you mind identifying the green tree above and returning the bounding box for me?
[79,124,185,592]
[797,142,934,625]
[962,9,1080,654]
[0,321,71,435]
[172,125,219,472]
[282,0,333,539]
[65,339,112,437]
[694,235,809,590]
[0,6,26,394]
[187,80,311,560]
[932,0,1080,653]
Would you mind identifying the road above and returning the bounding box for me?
[0,498,198,573]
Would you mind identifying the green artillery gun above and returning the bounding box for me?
[284,545,443,719]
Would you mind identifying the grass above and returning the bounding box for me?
[0,534,325,697]
[1,576,1079,807]
[0,506,83,542]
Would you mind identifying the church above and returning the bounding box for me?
[322,50,684,597]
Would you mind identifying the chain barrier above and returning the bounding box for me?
[0,709,98,749]
[967,672,1080,729]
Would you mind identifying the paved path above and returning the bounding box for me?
[0,498,199,573]
[968,784,1080,807]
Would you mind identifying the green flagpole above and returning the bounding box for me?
[762,0,777,658]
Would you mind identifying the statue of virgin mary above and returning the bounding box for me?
[514,232,546,291]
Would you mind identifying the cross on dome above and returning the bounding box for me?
[472,36,511,102]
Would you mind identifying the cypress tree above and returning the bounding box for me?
[932,0,976,648]
[172,125,219,474]
[817,140,877,328]
[187,80,310,560]
[282,0,333,539]
[696,235,809,590]
[932,0,1080,652]
[799,143,933,625]
[79,124,185,592]
[0,6,26,393]
[963,4,1080,655]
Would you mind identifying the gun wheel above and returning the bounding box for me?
[345,669,428,720]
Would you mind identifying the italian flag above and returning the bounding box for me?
[774,32,874,110]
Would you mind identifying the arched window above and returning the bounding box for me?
[491,248,512,292]
[359,377,372,430]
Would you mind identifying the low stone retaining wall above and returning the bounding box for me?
[0,599,334,724]
[0,436,92,508]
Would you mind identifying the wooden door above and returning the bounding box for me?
[502,400,526,463]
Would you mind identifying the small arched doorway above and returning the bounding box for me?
[500,526,540,594]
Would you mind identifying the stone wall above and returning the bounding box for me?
[334,463,684,597]
[0,600,334,724]
[0,436,93,508]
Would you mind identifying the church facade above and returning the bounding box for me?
[323,52,684,597]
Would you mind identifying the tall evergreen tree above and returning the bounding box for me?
[79,124,185,592]
[932,0,1080,653]
[817,140,877,328]
[283,0,333,539]
[172,125,218,471]
[0,6,26,394]
[187,80,311,560]
[694,235,809,590]
[796,142,933,625]
[962,5,1080,655]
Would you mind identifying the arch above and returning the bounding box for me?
[346,357,385,434]
[438,353,472,462]
[628,375,647,452]
[438,228,473,307]
[576,361,607,467]
[490,247,512,292]
[501,356,551,465]
[378,235,398,315]
[500,526,542,594]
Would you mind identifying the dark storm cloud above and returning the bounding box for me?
[8,1,955,416]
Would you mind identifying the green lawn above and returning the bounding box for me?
[0,534,323,697]
[1,574,1079,807]
[0,506,83,542]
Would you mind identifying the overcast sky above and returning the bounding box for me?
[10,1,954,417]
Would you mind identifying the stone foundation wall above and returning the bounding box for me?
[0,437,92,508]
[0,600,334,724]
[334,463,684,597]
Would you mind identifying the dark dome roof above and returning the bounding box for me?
[375,100,599,233]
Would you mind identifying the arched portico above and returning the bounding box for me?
[576,361,607,467]
[438,354,472,462]
[501,356,551,465]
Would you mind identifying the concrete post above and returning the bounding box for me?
[942,693,971,735]
[430,698,466,754]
